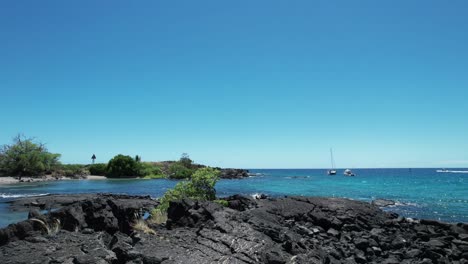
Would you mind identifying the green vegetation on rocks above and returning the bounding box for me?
[153,167,221,214]
[0,135,245,181]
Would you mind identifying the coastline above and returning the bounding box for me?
[0,175,107,185]
[1,193,467,263]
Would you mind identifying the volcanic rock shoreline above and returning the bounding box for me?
[1,194,468,264]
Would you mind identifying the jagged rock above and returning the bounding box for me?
[219,168,250,179]
[1,194,467,263]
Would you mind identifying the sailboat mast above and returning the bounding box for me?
[330,148,336,169]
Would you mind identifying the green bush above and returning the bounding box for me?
[214,199,229,207]
[138,162,164,178]
[88,163,107,176]
[0,135,61,177]
[106,154,140,178]
[142,174,166,179]
[168,162,193,179]
[154,167,220,212]
[54,164,89,177]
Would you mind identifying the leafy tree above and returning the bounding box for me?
[0,135,60,178]
[168,162,193,179]
[156,167,220,212]
[135,155,141,162]
[88,163,107,176]
[179,153,193,168]
[106,154,140,178]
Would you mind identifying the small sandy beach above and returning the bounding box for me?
[0,175,107,185]
[86,175,107,180]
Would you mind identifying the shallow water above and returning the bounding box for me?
[1,168,467,227]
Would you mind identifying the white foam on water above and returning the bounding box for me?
[251,193,260,199]
[388,201,421,208]
[0,193,49,199]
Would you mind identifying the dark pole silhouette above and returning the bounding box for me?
[91,154,96,164]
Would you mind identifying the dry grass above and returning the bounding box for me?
[132,219,157,235]
[29,218,61,235]
[147,209,168,225]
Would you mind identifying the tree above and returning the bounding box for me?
[135,155,141,162]
[179,153,193,168]
[88,163,107,176]
[0,135,61,178]
[106,154,140,178]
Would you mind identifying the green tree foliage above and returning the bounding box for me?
[88,163,107,176]
[168,162,193,179]
[0,135,60,177]
[179,153,193,168]
[155,167,220,212]
[106,154,140,178]
[138,162,164,178]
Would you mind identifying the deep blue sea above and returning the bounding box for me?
[1,168,468,227]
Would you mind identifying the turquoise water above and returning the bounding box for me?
[1,168,467,227]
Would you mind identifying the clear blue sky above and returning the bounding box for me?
[1,1,467,168]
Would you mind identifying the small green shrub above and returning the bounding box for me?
[106,154,140,178]
[138,162,163,177]
[214,199,229,207]
[88,163,107,176]
[155,167,220,212]
[168,162,193,179]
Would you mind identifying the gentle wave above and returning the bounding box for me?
[0,193,49,199]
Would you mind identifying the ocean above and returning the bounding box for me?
[1,168,467,227]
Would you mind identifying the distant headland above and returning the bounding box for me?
[0,135,249,184]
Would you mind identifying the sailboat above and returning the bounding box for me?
[344,169,355,177]
[327,148,337,175]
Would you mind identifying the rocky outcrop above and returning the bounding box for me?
[219,168,250,179]
[8,193,107,211]
[1,194,468,263]
[0,194,158,246]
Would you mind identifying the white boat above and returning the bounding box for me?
[436,169,450,173]
[327,148,337,175]
[344,169,355,176]
[436,169,468,174]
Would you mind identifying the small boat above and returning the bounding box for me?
[327,148,337,175]
[344,169,355,176]
[436,169,468,174]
